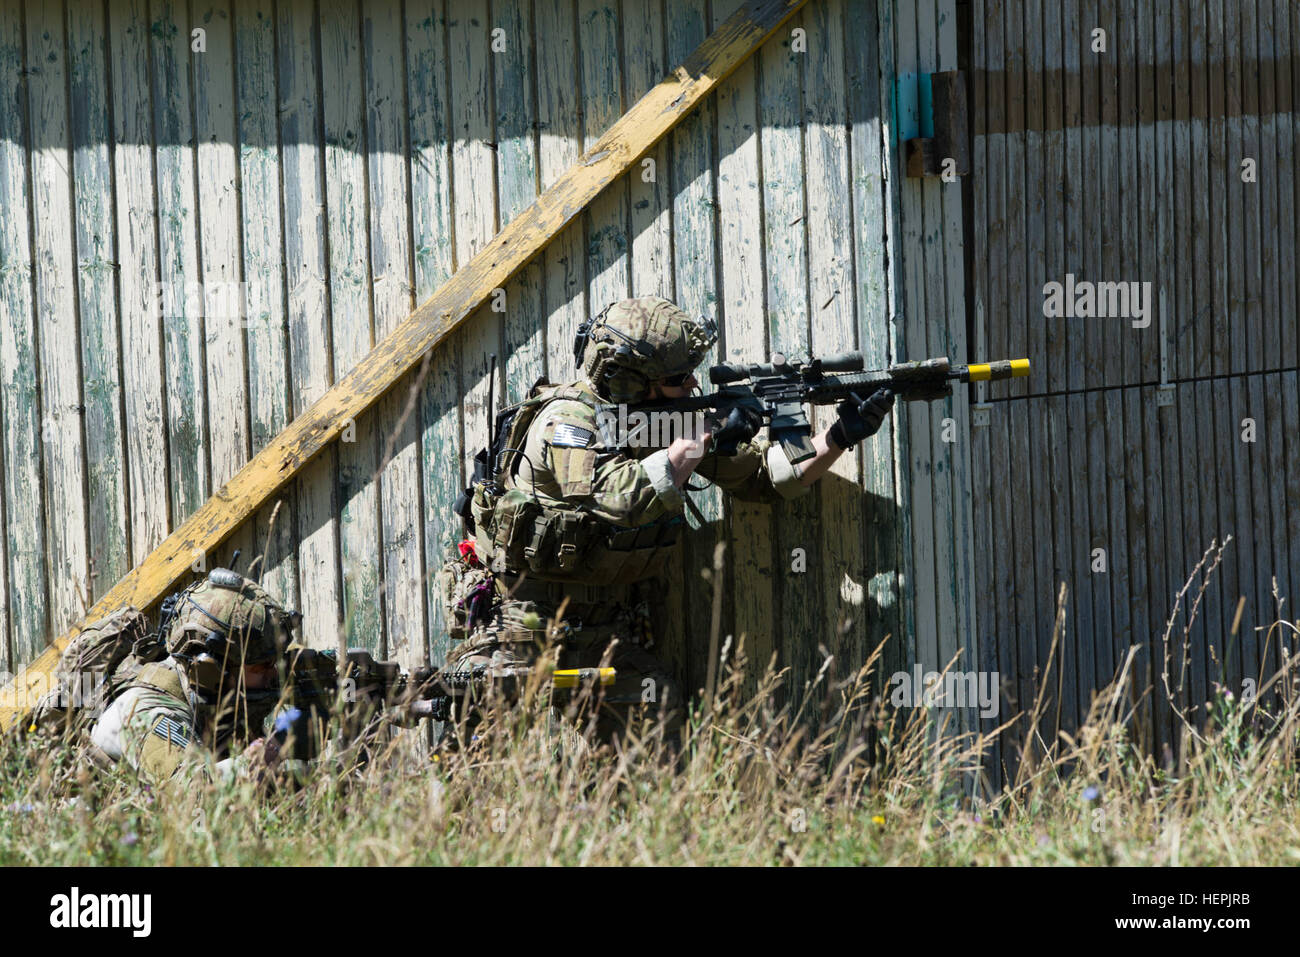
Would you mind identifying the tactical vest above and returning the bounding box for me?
[23,607,168,739]
[459,380,682,586]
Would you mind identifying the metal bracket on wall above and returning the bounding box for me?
[905,70,969,178]
[971,404,992,427]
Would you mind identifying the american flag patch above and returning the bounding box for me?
[550,423,595,448]
[150,716,190,749]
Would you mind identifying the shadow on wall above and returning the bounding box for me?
[658,468,906,707]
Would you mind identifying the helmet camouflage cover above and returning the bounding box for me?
[575,296,718,402]
[164,569,299,691]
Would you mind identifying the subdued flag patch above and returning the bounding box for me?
[150,716,190,749]
[551,423,595,448]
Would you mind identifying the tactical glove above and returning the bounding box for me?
[711,405,763,456]
[829,388,895,450]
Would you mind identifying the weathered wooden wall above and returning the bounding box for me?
[0,0,974,705]
[971,0,1300,788]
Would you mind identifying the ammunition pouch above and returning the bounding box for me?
[478,488,681,586]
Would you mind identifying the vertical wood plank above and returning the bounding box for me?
[1228,374,1259,692]
[936,0,976,699]
[1274,0,1296,373]
[1061,0,1082,393]
[1096,0,1123,689]
[1282,371,1300,636]
[1169,0,1191,384]
[1207,0,1228,379]
[1061,389,1085,736]
[1174,378,1208,718]
[1193,376,1226,676]
[321,0,382,652]
[622,2,671,301]
[446,5,500,545]
[844,0,902,682]
[660,0,715,684]
[1153,0,1181,752]
[233,0,299,607]
[1239,0,1262,376]
[1249,374,1280,687]
[68,0,129,602]
[732,0,792,690]
[27,0,91,631]
[965,0,999,784]
[1080,0,1101,392]
[578,0,630,311]
[1122,386,1152,751]
[1255,0,1277,380]
[1141,380,1172,756]
[707,0,762,696]
[1104,387,1132,691]
[192,0,253,571]
[918,0,963,714]
[279,0,341,649]
[876,0,916,669]
[1117,0,1139,387]
[1224,0,1244,379]
[109,0,169,571]
[151,0,209,532]
[495,0,546,405]
[407,0,459,665]
[0,1,45,664]
[364,0,425,666]
[535,0,585,387]
[1136,2,1157,382]
[1189,0,1211,379]
[1042,0,1065,394]
[894,0,939,680]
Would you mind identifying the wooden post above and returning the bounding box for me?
[0,0,811,730]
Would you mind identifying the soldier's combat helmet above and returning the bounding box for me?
[161,568,300,697]
[573,296,718,403]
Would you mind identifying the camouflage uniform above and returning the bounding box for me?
[84,568,298,787]
[88,658,223,785]
[440,297,810,741]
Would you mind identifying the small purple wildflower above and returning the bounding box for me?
[120,831,139,847]
[1082,786,1100,802]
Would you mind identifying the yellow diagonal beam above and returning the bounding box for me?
[1,0,810,729]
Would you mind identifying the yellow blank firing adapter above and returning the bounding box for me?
[964,358,1031,382]
[550,667,616,689]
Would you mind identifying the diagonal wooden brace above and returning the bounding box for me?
[0,0,811,730]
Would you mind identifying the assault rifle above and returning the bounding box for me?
[255,647,614,757]
[624,353,1031,461]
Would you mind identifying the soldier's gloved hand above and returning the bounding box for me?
[829,388,894,450]
[710,405,763,455]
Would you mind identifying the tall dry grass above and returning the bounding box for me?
[1,539,1298,865]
